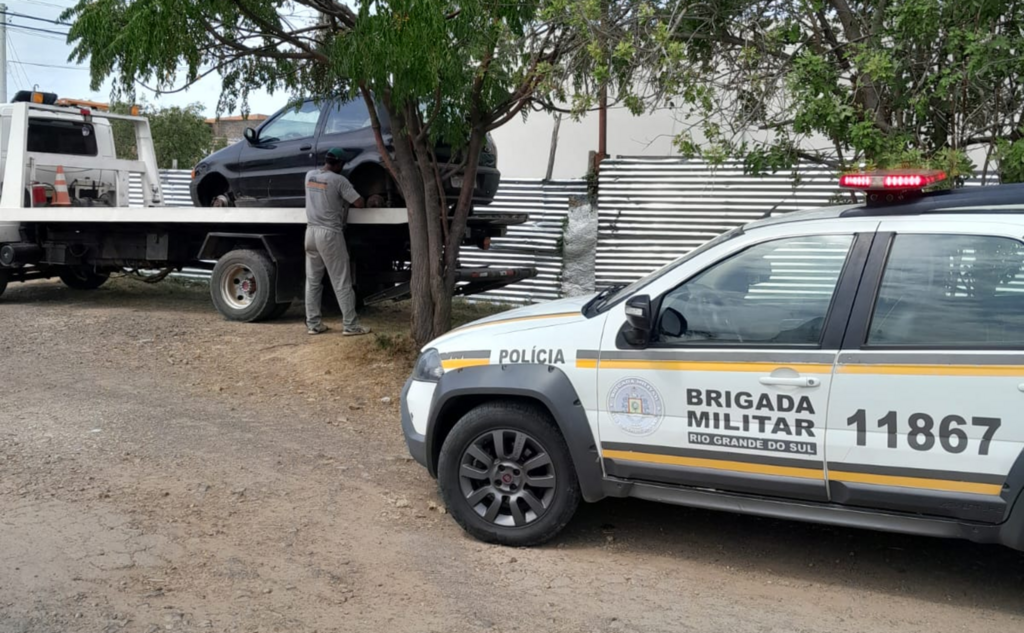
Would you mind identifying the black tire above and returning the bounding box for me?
[58,267,110,290]
[210,249,279,322]
[268,301,292,319]
[438,401,581,547]
[0,269,8,298]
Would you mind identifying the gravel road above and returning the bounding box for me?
[1,279,1022,633]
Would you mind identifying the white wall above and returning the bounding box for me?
[491,106,686,180]
[492,106,997,181]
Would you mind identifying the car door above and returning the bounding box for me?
[826,220,1024,524]
[596,225,873,502]
[236,99,322,205]
[315,98,378,166]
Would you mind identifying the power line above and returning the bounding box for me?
[6,22,68,37]
[18,0,73,9]
[9,39,32,86]
[7,40,31,88]
[0,10,67,26]
[11,59,86,71]
[5,25,67,42]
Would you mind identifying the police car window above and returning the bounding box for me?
[656,235,853,346]
[868,234,1024,347]
[258,101,321,142]
[323,99,371,135]
[594,227,745,313]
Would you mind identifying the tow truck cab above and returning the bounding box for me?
[0,91,122,207]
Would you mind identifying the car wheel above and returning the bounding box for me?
[438,401,581,546]
[58,267,110,290]
[210,249,279,322]
[0,269,9,298]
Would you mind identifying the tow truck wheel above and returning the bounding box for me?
[438,402,581,547]
[268,301,292,319]
[58,267,110,290]
[210,249,279,322]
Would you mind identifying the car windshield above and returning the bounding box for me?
[591,227,745,314]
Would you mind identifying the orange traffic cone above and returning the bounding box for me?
[52,166,72,206]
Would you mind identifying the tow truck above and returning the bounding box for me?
[0,91,535,320]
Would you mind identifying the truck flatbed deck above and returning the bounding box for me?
[0,98,536,320]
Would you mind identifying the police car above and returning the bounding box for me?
[400,170,1024,549]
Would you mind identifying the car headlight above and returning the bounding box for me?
[412,348,444,382]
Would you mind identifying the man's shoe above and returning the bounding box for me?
[342,326,372,337]
[307,324,331,335]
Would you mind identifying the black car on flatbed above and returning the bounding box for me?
[190,97,500,209]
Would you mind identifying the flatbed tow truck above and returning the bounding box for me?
[0,94,535,320]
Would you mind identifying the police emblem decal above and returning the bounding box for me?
[607,377,665,436]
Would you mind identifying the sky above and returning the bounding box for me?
[2,0,283,118]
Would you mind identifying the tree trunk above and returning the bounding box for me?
[436,128,487,334]
[388,120,436,347]
[363,90,488,347]
[408,114,450,340]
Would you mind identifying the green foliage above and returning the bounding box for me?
[996,137,1024,184]
[110,102,212,169]
[649,0,1024,180]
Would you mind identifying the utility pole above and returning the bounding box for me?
[545,113,562,181]
[0,4,7,103]
[592,0,608,175]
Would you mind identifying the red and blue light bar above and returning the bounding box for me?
[839,170,946,191]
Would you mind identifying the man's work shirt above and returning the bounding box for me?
[304,169,361,232]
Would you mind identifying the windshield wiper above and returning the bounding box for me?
[584,284,626,316]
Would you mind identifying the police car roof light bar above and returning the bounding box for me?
[839,169,947,191]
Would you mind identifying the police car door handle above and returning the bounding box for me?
[759,376,820,388]
[299,144,313,151]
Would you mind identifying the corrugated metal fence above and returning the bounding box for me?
[132,161,991,303]
[128,172,587,304]
[129,171,194,207]
[596,158,840,288]
[460,180,587,303]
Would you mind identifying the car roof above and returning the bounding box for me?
[746,183,1024,231]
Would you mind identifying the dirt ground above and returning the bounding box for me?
[1,277,1022,633]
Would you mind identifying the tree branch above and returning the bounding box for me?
[359,84,400,181]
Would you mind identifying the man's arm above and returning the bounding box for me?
[338,177,365,208]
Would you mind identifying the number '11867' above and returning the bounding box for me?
[846,410,1000,455]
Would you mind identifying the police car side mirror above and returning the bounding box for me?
[659,307,686,338]
[623,295,652,346]
[243,127,258,144]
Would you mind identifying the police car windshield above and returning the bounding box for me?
[592,226,744,313]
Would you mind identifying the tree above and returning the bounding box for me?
[643,0,1024,182]
[110,102,214,170]
[63,0,660,345]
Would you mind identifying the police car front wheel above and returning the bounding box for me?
[438,402,581,546]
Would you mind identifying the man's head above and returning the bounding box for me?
[324,148,346,173]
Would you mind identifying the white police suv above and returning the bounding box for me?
[401,171,1024,549]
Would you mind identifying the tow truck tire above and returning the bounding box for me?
[438,401,581,547]
[58,267,110,290]
[268,301,292,319]
[210,249,279,322]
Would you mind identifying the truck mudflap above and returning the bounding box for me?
[363,266,537,305]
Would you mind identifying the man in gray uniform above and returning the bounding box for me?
[304,148,371,336]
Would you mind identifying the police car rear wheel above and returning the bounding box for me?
[438,402,580,546]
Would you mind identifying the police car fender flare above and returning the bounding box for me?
[425,364,606,503]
